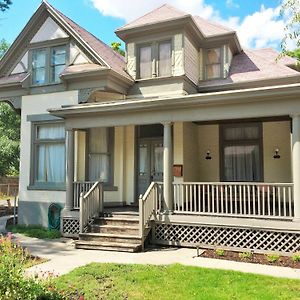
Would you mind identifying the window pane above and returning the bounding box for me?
[51,65,65,83]
[139,46,152,79]
[36,143,65,183]
[139,144,148,174]
[32,67,46,85]
[37,124,65,140]
[224,126,260,140]
[154,145,163,174]
[89,154,109,182]
[158,42,171,77]
[51,47,66,65]
[89,128,108,153]
[206,64,221,79]
[224,145,261,181]
[207,48,221,64]
[32,49,46,68]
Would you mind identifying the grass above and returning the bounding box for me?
[7,225,61,239]
[54,263,300,300]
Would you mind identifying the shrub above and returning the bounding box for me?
[266,253,280,263]
[291,253,300,262]
[239,251,253,260]
[0,234,65,299]
[215,249,225,256]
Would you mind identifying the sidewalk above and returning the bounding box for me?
[13,234,300,280]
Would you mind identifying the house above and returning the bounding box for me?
[1,1,300,253]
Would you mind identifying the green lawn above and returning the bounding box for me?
[54,263,300,300]
[7,225,61,239]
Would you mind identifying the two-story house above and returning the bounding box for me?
[1,2,300,253]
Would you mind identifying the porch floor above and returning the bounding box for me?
[103,205,139,216]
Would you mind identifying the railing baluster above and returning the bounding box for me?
[278,186,281,217]
[283,187,286,217]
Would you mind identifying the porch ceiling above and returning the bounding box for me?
[49,83,300,129]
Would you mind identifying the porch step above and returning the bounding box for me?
[93,216,139,226]
[75,240,142,252]
[89,224,139,235]
[79,232,141,244]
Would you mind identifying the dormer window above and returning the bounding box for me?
[32,45,67,85]
[137,41,172,79]
[205,48,221,80]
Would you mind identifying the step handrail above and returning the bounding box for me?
[79,181,104,233]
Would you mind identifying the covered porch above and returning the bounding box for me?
[50,83,300,253]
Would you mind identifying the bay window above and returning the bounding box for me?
[221,123,263,182]
[158,41,172,77]
[32,45,66,85]
[32,122,66,188]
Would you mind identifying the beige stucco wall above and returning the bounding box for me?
[263,121,292,183]
[197,124,220,181]
[19,91,78,226]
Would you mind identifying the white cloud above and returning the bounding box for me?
[226,0,239,9]
[90,0,294,50]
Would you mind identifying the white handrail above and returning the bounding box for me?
[79,181,104,233]
[173,182,294,219]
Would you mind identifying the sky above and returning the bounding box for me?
[0,0,293,51]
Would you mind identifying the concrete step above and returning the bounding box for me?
[79,232,141,244]
[75,240,142,252]
[89,224,139,235]
[94,216,139,226]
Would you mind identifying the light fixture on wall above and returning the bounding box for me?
[205,150,212,160]
[273,148,280,159]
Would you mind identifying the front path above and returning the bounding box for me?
[15,233,300,279]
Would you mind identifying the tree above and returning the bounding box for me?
[287,48,300,61]
[0,0,12,12]
[0,39,20,176]
[111,42,125,57]
[280,0,300,56]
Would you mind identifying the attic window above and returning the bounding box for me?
[31,45,67,86]
[205,48,221,79]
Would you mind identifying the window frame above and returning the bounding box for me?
[220,122,264,182]
[87,127,115,187]
[30,43,68,87]
[29,121,66,190]
[204,47,223,80]
[137,39,172,80]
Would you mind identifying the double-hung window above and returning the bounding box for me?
[205,48,222,79]
[221,123,263,182]
[33,123,66,188]
[32,45,67,85]
[88,128,114,185]
[138,41,172,79]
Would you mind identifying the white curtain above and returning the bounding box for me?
[36,124,65,183]
[32,49,46,84]
[139,145,148,174]
[140,46,152,79]
[223,125,261,181]
[89,128,110,182]
[159,42,171,77]
[154,146,163,174]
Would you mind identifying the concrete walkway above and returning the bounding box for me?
[12,234,300,280]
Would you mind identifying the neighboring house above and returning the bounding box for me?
[1,2,300,253]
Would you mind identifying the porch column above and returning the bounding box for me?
[163,122,173,213]
[292,115,300,221]
[65,129,75,211]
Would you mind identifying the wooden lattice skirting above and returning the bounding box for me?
[152,222,300,255]
[62,217,80,238]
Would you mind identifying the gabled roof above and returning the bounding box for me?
[117,4,235,38]
[117,4,189,31]
[0,1,133,82]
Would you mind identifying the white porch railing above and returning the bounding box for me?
[73,181,95,209]
[173,182,294,219]
[139,182,163,247]
[79,181,104,233]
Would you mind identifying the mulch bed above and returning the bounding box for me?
[200,249,300,269]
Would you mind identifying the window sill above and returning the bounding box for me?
[27,184,66,191]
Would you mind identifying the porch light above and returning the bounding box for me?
[273,149,280,159]
[205,150,212,160]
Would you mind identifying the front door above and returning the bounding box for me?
[138,139,163,196]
